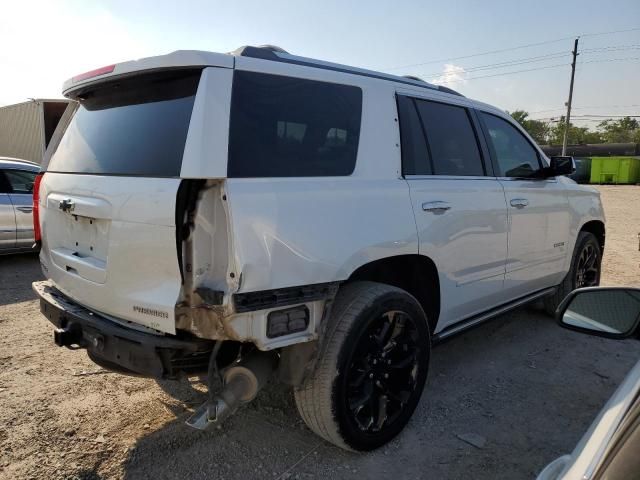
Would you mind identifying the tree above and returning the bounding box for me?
[507,110,551,144]
[547,117,604,145]
[507,110,640,145]
[597,117,640,143]
[509,110,529,125]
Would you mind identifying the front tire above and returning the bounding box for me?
[544,231,602,316]
[294,281,430,451]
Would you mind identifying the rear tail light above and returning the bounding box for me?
[33,172,44,246]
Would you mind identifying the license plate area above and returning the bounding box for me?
[62,214,110,261]
[49,211,111,283]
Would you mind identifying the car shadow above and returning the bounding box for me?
[119,307,639,480]
[0,252,43,306]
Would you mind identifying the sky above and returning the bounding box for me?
[1,0,639,127]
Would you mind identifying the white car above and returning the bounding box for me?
[32,45,605,451]
[538,287,640,480]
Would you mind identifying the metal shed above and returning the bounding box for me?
[0,99,71,164]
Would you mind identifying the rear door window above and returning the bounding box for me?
[228,71,362,177]
[414,99,485,176]
[47,70,201,177]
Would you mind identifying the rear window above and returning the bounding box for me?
[47,70,200,177]
[3,169,37,193]
[414,99,485,176]
[228,71,362,177]
[397,95,431,175]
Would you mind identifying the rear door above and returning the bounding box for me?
[477,111,570,299]
[4,168,38,247]
[399,96,509,330]
[40,70,202,334]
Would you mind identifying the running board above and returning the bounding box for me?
[432,287,556,343]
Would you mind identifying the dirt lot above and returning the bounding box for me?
[1,186,639,480]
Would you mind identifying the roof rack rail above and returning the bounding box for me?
[256,44,289,54]
[402,75,426,82]
[232,46,464,97]
[436,85,464,96]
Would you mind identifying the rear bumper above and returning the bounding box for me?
[32,280,214,379]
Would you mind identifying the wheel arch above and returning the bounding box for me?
[346,254,440,333]
[580,219,605,251]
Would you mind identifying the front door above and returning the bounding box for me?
[477,111,570,299]
[0,191,16,250]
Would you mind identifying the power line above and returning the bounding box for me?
[582,44,640,52]
[531,115,640,121]
[581,56,640,64]
[542,118,633,123]
[385,38,575,71]
[580,27,640,38]
[435,63,569,84]
[383,27,640,71]
[538,112,640,118]
[529,104,640,114]
[572,114,640,118]
[416,47,634,79]
[457,52,569,72]
[435,56,639,85]
[417,51,570,78]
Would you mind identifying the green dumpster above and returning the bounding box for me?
[569,157,592,184]
[589,157,640,184]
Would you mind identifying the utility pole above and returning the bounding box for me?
[562,38,579,156]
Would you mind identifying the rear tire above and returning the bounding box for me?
[544,231,602,316]
[294,281,430,451]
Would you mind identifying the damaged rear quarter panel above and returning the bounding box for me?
[223,177,418,294]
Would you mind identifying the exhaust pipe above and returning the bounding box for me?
[186,349,277,430]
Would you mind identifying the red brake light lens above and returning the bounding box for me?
[72,64,115,82]
[33,172,44,245]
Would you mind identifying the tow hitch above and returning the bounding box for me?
[186,349,277,430]
[54,324,84,348]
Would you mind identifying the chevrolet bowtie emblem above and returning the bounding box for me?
[58,198,75,213]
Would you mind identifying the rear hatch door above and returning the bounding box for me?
[40,70,201,334]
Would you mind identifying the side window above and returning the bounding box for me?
[4,169,37,194]
[480,112,541,178]
[228,72,362,177]
[415,100,484,176]
[397,96,431,175]
[0,172,12,194]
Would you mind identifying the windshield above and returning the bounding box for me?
[48,70,201,177]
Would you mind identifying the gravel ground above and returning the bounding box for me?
[1,185,639,480]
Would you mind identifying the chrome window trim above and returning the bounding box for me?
[404,175,499,181]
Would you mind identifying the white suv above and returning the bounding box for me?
[33,45,605,451]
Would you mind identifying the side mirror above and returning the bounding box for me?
[557,287,640,339]
[547,156,576,177]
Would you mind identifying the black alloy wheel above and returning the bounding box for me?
[343,310,421,434]
[575,242,600,288]
[294,282,430,451]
